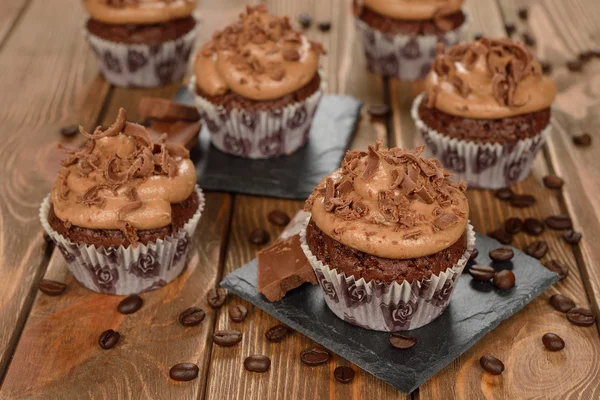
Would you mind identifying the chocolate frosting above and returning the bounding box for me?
[50,108,196,246]
[194,3,325,101]
[358,0,463,21]
[304,142,469,259]
[424,38,556,119]
[84,0,196,25]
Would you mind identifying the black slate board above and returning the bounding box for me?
[221,232,559,394]
[174,88,362,199]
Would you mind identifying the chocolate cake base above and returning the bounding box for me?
[48,190,199,248]
[86,17,196,45]
[305,219,467,284]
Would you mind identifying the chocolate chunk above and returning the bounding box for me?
[573,133,592,147]
[138,97,200,121]
[489,229,513,245]
[566,308,595,326]
[298,14,312,29]
[544,260,568,280]
[244,355,271,372]
[98,329,120,350]
[540,61,552,75]
[60,125,79,137]
[389,333,417,349]
[543,175,564,189]
[318,21,332,32]
[229,304,248,323]
[300,344,330,366]
[367,104,391,118]
[468,248,479,262]
[207,287,227,309]
[505,217,523,234]
[510,194,536,208]
[542,333,565,351]
[545,215,572,230]
[525,240,548,259]
[117,294,143,314]
[504,23,516,36]
[38,279,66,296]
[434,213,459,230]
[334,366,355,383]
[566,60,583,72]
[469,265,496,281]
[480,355,504,375]
[489,248,514,263]
[518,7,529,20]
[524,218,545,236]
[493,270,515,290]
[169,363,199,381]
[563,230,582,245]
[495,188,514,201]
[267,210,290,226]
[549,294,575,313]
[179,307,206,327]
[249,228,270,245]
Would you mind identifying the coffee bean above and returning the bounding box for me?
[505,217,523,234]
[522,33,536,46]
[389,332,417,349]
[593,48,600,58]
[563,230,582,245]
[169,363,199,381]
[493,270,515,290]
[229,304,248,323]
[525,240,548,259]
[549,294,576,313]
[495,188,514,201]
[267,210,290,226]
[510,194,536,208]
[213,330,242,347]
[540,61,552,75]
[566,308,595,326]
[573,133,592,147]
[60,124,79,137]
[504,22,516,36]
[266,324,290,342]
[489,229,513,245]
[117,294,143,315]
[523,218,544,236]
[473,32,483,40]
[469,265,496,281]
[99,329,120,349]
[334,366,355,383]
[207,288,227,309]
[300,344,330,365]
[244,355,271,372]
[179,307,206,327]
[38,279,66,296]
[579,51,593,63]
[544,260,568,280]
[545,215,572,230]
[298,14,312,29]
[480,355,505,375]
[318,21,332,32]
[367,104,391,118]
[542,333,565,351]
[249,228,270,245]
[489,248,514,263]
[468,248,479,262]
[566,60,583,72]
[543,175,564,189]
[518,7,529,20]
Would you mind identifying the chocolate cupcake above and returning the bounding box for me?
[301,142,475,331]
[40,108,204,294]
[412,38,557,188]
[353,0,468,81]
[84,0,197,87]
[189,3,326,159]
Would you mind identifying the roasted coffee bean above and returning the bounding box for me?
[300,345,330,365]
[207,288,227,309]
[505,217,523,234]
[99,329,120,349]
[518,7,529,20]
[367,104,391,118]
[540,61,552,75]
[389,332,417,349]
[566,60,583,72]
[267,210,290,226]
[117,294,143,315]
[593,48,600,58]
[523,218,544,236]
[495,188,514,201]
[542,333,565,351]
[480,355,505,375]
[563,230,582,245]
[510,194,536,208]
[525,240,548,259]
[213,330,242,347]
[244,355,271,372]
[549,294,575,313]
[566,308,595,326]
[543,175,564,189]
[266,324,290,342]
[229,304,248,323]
[249,228,270,245]
[334,366,355,383]
[504,22,516,36]
[318,21,332,32]
[489,229,513,245]
[179,307,206,327]
[522,33,536,46]
[469,265,496,281]
[298,14,312,29]
[573,133,592,147]
[169,363,199,381]
[579,51,593,63]
[545,215,572,230]
[60,124,79,137]
[468,248,479,262]
[544,260,568,280]
[38,279,66,296]
[489,248,514,263]
[473,32,483,40]
[493,270,515,290]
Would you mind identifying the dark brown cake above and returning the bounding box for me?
[86,16,196,45]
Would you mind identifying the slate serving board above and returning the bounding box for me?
[221,232,560,394]
[175,88,362,199]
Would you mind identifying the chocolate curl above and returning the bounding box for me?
[116,221,139,247]
[58,168,70,201]
[415,186,435,204]
[324,178,335,212]
[79,184,118,207]
[103,156,128,184]
[80,108,127,140]
[378,192,400,223]
[123,122,153,149]
[361,145,380,181]
[136,147,154,178]
[492,73,509,106]
[165,143,190,159]
[390,168,406,189]
[425,86,439,108]
[336,178,354,196]
[403,229,422,240]
[451,75,471,98]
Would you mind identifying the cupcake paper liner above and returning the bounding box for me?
[39,186,205,295]
[85,25,197,88]
[411,93,551,189]
[354,10,469,81]
[188,75,325,159]
[300,218,475,332]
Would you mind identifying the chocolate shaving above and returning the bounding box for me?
[336,178,354,196]
[58,168,70,201]
[80,108,127,140]
[324,178,335,212]
[403,229,422,240]
[123,122,153,148]
[415,186,434,204]
[390,169,406,189]
[434,213,459,230]
[116,221,139,247]
[361,146,380,181]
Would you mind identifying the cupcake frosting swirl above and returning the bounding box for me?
[304,142,469,259]
[50,108,196,245]
[424,38,556,119]
[194,3,325,101]
[84,0,196,25]
[359,0,464,20]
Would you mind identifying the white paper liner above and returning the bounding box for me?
[411,93,551,189]
[39,186,205,295]
[188,74,325,159]
[354,9,469,81]
[84,25,197,88]
[300,217,475,332]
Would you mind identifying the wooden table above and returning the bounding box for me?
[0,0,599,398]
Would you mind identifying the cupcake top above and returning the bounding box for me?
[424,38,556,119]
[50,108,196,245]
[194,3,325,101]
[358,0,463,20]
[84,0,196,25]
[304,142,469,259]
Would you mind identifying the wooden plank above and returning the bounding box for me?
[0,0,29,48]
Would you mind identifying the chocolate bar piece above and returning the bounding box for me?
[139,97,200,121]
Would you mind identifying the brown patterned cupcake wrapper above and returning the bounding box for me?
[354,10,468,81]
[84,25,197,88]
[189,75,324,159]
[39,187,205,295]
[300,217,475,332]
[411,93,551,189]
